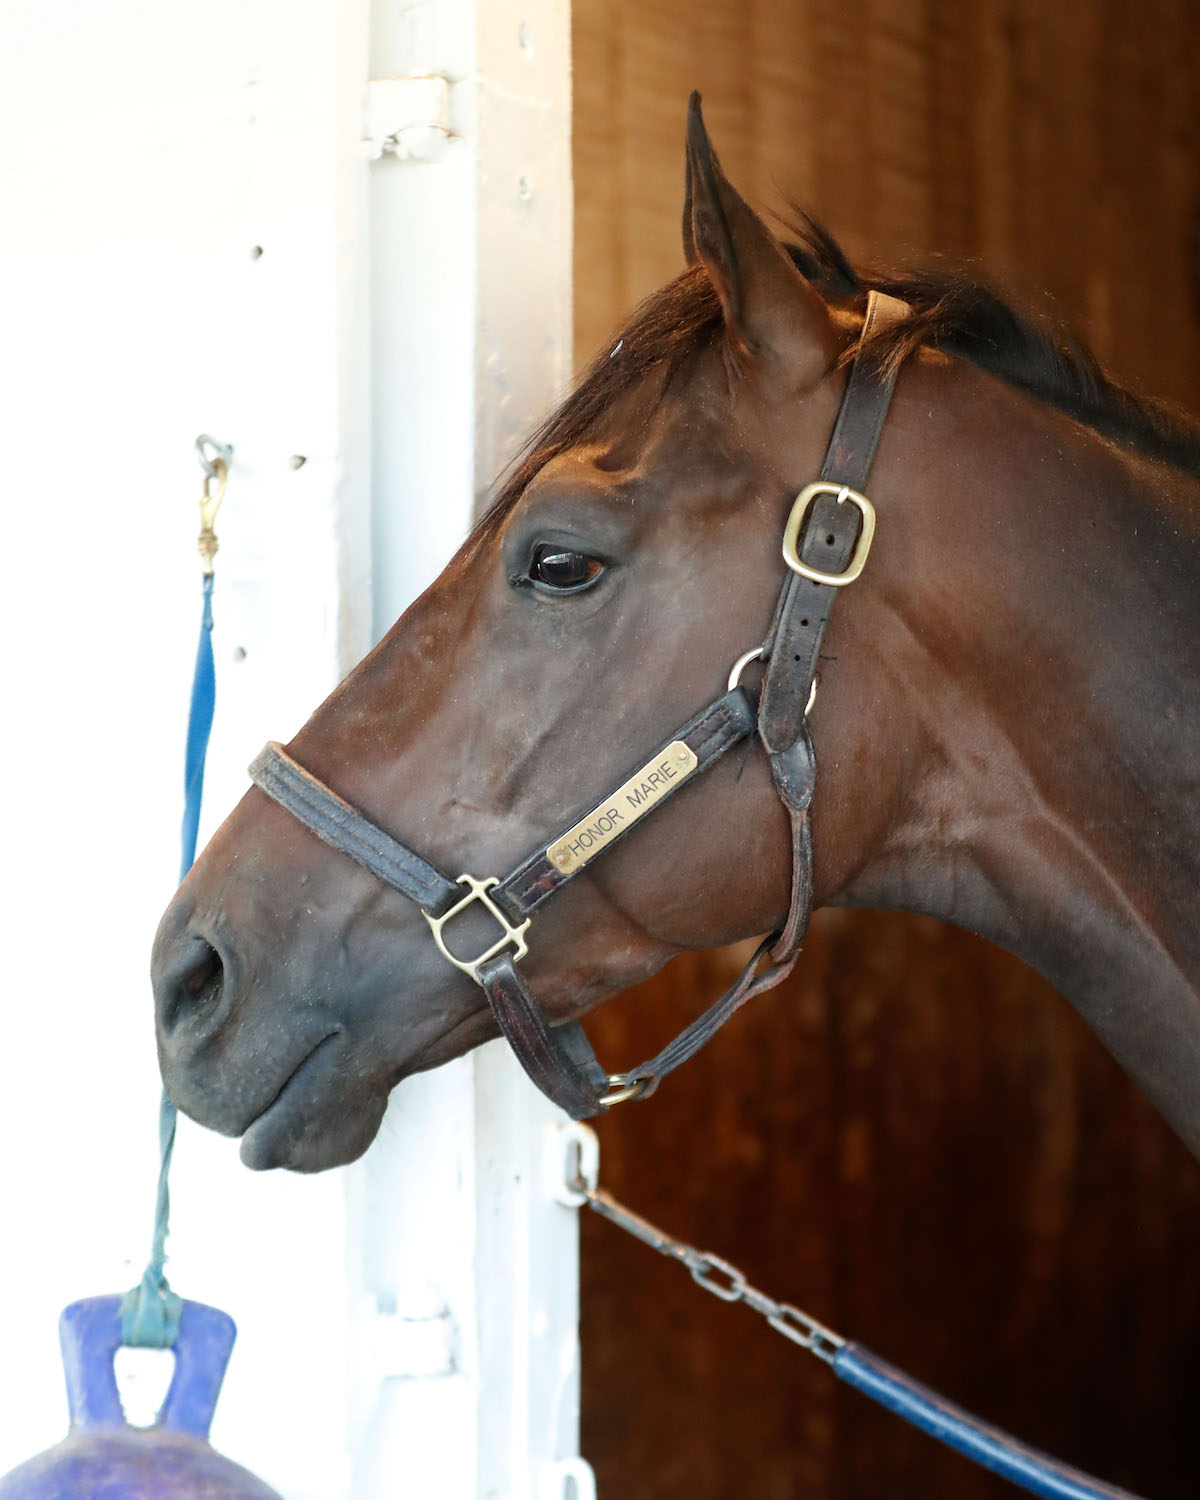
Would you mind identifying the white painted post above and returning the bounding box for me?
[0,1,583,1493]
[347,1,590,1497]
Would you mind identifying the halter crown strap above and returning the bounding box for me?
[759,290,909,806]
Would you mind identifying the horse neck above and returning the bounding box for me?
[844,359,1200,1154]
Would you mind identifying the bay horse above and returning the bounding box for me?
[152,97,1200,1180]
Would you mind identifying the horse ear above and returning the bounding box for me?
[682,139,698,264]
[685,92,836,381]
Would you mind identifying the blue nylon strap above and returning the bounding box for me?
[834,1343,1147,1500]
[180,572,216,882]
[122,570,217,1349]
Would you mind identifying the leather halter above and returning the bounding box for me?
[248,291,909,1119]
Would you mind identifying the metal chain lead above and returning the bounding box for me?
[581,1187,844,1363]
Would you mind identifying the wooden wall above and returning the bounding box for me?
[572,3,1200,1496]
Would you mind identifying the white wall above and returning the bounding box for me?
[1,2,582,1496]
[1,3,372,1491]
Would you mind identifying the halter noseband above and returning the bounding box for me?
[248,291,909,1119]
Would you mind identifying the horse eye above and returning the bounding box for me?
[528,544,604,592]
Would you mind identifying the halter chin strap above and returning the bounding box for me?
[248,290,909,1120]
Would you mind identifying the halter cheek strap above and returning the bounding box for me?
[247,291,909,1120]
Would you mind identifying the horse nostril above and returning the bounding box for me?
[185,944,223,1001]
[162,939,225,1037]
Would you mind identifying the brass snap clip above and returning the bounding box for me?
[198,463,226,576]
[195,434,233,576]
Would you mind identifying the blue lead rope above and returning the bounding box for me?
[180,573,216,884]
[584,1185,1151,1499]
[834,1343,1146,1500]
[121,571,217,1349]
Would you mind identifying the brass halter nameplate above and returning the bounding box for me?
[548,741,699,875]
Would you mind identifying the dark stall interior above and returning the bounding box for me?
[571,3,1200,1496]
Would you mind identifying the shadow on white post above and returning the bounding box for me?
[347,0,590,1496]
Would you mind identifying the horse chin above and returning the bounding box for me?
[239,1099,387,1172]
[234,990,494,1173]
[215,1030,382,1173]
[237,1054,389,1173]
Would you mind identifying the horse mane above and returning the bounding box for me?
[791,211,1200,480]
[484,209,1200,522]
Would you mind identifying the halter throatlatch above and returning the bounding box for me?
[248,291,909,1119]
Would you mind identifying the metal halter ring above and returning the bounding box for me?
[599,1073,654,1109]
[728,644,767,691]
[729,645,819,716]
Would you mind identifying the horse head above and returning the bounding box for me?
[151,97,1200,1170]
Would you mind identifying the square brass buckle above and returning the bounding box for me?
[781,481,876,587]
[423,874,531,983]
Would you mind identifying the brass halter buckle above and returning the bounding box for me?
[782,481,876,586]
[423,874,531,983]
